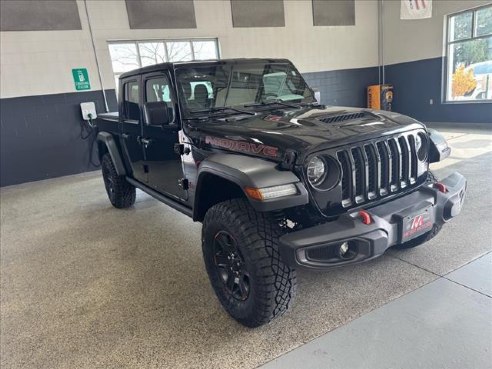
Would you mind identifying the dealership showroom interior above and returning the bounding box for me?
[1,0,491,368]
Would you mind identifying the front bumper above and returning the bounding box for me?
[279,172,467,270]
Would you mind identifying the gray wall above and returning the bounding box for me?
[382,0,491,65]
[312,0,355,26]
[385,57,492,123]
[125,0,197,29]
[231,0,285,27]
[304,66,378,107]
[0,0,81,31]
[2,0,379,98]
[381,0,491,123]
[0,90,117,187]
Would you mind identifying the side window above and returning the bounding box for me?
[144,75,175,125]
[123,81,140,121]
[146,76,173,103]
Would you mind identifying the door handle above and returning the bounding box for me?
[174,143,191,155]
[140,137,152,148]
[122,133,130,139]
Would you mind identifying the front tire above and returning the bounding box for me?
[202,199,297,327]
[101,153,136,209]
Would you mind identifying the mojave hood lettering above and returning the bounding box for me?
[205,136,279,158]
[193,107,425,162]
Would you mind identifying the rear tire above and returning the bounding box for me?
[101,153,136,209]
[202,199,297,327]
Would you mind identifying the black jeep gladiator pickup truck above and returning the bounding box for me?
[96,58,466,327]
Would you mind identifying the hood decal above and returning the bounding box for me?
[205,136,279,158]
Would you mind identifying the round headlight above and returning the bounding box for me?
[307,156,327,186]
[416,132,428,161]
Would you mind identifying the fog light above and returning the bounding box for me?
[338,242,349,257]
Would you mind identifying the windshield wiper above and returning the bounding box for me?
[299,101,322,107]
[244,100,301,109]
[191,106,255,116]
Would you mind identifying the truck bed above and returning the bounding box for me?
[96,112,119,134]
[98,112,119,122]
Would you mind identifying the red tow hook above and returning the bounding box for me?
[358,210,372,225]
[434,182,448,193]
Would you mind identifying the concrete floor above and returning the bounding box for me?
[1,124,491,369]
[260,254,492,369]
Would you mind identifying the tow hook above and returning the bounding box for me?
[358,210,372,225]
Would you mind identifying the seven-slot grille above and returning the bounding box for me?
[336,133,420,208]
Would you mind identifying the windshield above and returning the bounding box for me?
[175,61,315,117]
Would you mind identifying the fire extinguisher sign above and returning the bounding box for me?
[72,68,91,91]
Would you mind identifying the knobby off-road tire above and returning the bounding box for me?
[394,171,442,249]
[101,153,136,209]
[202,199,297,327]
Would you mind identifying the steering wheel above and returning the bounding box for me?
[262,93,279,100]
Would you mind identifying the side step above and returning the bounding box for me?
[126,177,193,218]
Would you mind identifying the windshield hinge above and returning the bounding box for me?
[178,178,189,190]
[280,149,297,170]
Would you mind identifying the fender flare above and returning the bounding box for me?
[96,132,126,176]
[428,128,451,163]
[194,154,309,215]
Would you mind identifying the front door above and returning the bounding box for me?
[119,77,146,183]
[141,72,186,200]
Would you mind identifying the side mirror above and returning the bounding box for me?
[144,101,171,127]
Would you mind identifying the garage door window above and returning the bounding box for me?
[108,39,220,93]
[445,5,492,102]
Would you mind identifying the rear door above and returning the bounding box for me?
[141,71,187,200]
[119,77,147,183]
[120,76,148,183]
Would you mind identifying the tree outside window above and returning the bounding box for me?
[446,5,492,102]
[108,39,220,93]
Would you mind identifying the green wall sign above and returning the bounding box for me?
[72,68,91,91]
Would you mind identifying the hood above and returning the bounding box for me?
[188,106,425,163]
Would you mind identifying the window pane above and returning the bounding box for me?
[146,76,172,103]
[193,41,218,60]
[451,37,492,69]
[124,81,140,120]
[447,37,492,101]
[166,41,193,62]
[108,43,140,73]
[176,62,314,114]
[138,42,167,67]
[144,76,174,125]
[449,12,473,41]
[127,82,139,103]
[475,6,492,37]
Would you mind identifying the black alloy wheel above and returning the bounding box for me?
[213,231,250,301]
[202,198,297,327]
[102,164,115,198]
